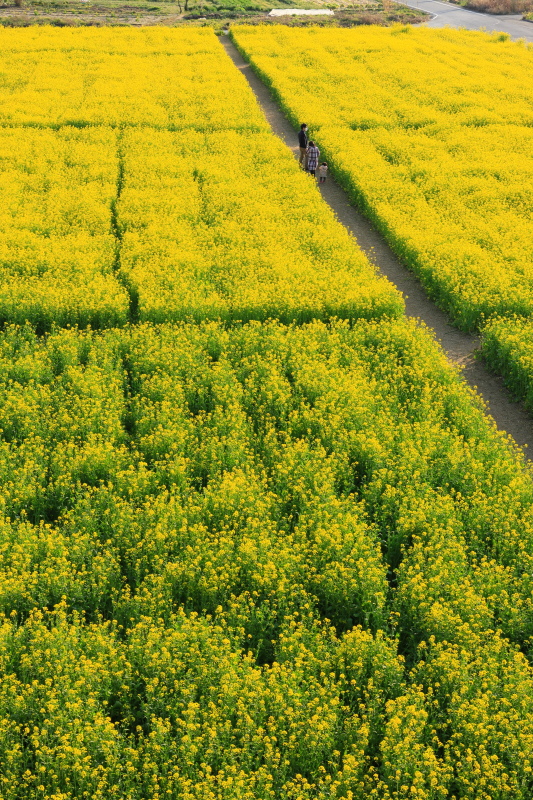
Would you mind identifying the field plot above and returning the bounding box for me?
[118,127,402,323]
[2,320,533,799]
[0,26,400,328]
[0,126,128,330]
[231,26,533,331]
[0,27,268,130]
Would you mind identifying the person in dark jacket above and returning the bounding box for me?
[298,123,308,168]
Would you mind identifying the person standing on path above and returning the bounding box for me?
[306,141,320,177]
[298,123,308,168]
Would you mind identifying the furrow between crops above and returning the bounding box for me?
[110,128,140,324]
[221,35,533,459]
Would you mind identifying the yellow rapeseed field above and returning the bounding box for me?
[0,27,268,130]
[0,26,401,328]
[231,26,533,331]
[2,319,533,799]
[2,25,533,800]
[0,125,128,330]
[118,127,401,323]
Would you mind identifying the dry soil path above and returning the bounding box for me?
[223,36,533,460]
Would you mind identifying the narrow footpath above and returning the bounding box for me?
[223,36,533,459]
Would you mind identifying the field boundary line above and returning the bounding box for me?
[109,128,140,324]
[221,35,533,459]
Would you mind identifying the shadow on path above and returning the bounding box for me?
[223,35,533,459]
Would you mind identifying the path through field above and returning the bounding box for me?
[400,0,533,40]
[223,35,533,459]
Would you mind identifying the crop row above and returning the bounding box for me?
[481,316,533,410]
[2,320,533,798]
[0,126,400,329]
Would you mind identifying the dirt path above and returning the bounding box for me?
[223,36,533,460]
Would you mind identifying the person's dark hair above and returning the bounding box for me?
[300,123,307,129]
[308,141,315,147]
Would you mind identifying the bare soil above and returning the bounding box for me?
[0,0,427,26]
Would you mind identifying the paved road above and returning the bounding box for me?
[402,0,533,40]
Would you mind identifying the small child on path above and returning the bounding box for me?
[318,162,328,183]
[306,141,320,177]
